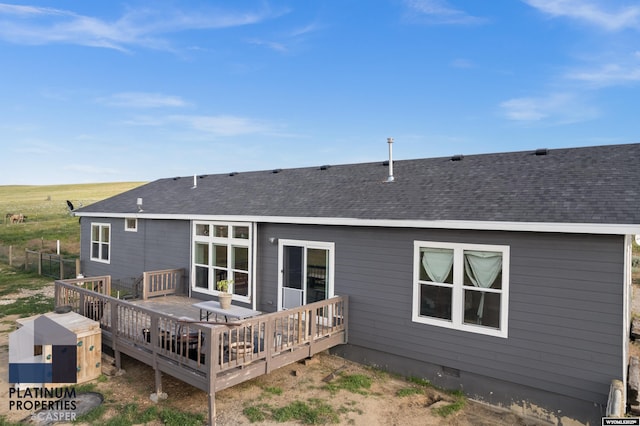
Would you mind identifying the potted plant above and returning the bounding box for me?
[217,279,233,309]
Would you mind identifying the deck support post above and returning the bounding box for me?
[114,350,121,370]
[208,393,216,426]
[111,300,121,370]
[155,368,162,395]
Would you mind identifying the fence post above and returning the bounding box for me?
[38,251,42,276]
[59,256,64,280]
[8,245,12,267]
[76,259,81,277]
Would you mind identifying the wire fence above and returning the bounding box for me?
[0,244,79,280]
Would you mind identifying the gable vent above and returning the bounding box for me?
[450,154,464,161]
[535,148,548,156]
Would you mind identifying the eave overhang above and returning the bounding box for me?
[73,212,640,236]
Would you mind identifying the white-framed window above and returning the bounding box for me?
[124,218,137,232]
[192,221,251,301]
[90,223,111,263]
[412,241,509,338]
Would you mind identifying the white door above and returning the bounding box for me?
[278,240,334,310]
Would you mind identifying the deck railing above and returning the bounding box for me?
[54,278,348,393]
[142,268,183,299]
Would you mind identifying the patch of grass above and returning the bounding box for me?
[0,293,54,317]
[408,376,431,387]
[243,399,340,424]
[75,404,106,424]
[0,415,22,426]
[263,386,283,395]
[243,405,267,422]
[432,390,466,417]
[396,387,424,397]
[77,403,184,426]
[159,407,205,426]
[325,373,372,395]
[0,267,51,296]
[271,399,339,424]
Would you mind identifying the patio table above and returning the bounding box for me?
[192,300,261,322]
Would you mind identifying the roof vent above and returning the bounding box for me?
[320,165,331,171]
[382,160,389,166]
[450,154,464,161]
[172,177,180,181]
[385,137,395,182]
[229,172,238,177]
[199,175,207,179]
[272,168,282,174]
[535,148,548,156]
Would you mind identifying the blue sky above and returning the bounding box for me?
[1,0,639,185]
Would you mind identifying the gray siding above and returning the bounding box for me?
[256,223,624,407]
[80,218,190,284]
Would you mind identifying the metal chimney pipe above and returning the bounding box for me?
[386,137,395,182]
[192,174,197,189]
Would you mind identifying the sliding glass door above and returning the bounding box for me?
[278,240,334,310]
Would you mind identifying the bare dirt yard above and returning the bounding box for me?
[0,284,547,425]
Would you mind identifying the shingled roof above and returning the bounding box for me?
[76,143,640,227]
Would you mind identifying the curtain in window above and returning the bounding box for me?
[464,251,502,320]
[421,248,454,283]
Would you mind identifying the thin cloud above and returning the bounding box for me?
[125,115,278,136]
[566,62,640,86]
[403,0,486,25]
[523,0,640,31]
[451,58,474,68]
[247,21,322,53]
[0,3,279,52]
[247,38,288,53]
[98,92,189,108]
[500,93,599,124]
[169,114,275,136]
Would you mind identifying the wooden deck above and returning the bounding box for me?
[54,272,348,425]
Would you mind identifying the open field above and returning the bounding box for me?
[0,182,144,255]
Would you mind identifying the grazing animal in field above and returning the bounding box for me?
[9,214,24,224]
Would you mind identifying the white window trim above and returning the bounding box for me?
[412,241,509,338]
[124,218,138,232]
[90,223,111,264]
[191,221,252,303]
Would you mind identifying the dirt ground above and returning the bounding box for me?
[0,285,554,425]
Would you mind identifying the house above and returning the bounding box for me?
[73,143,640,424]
